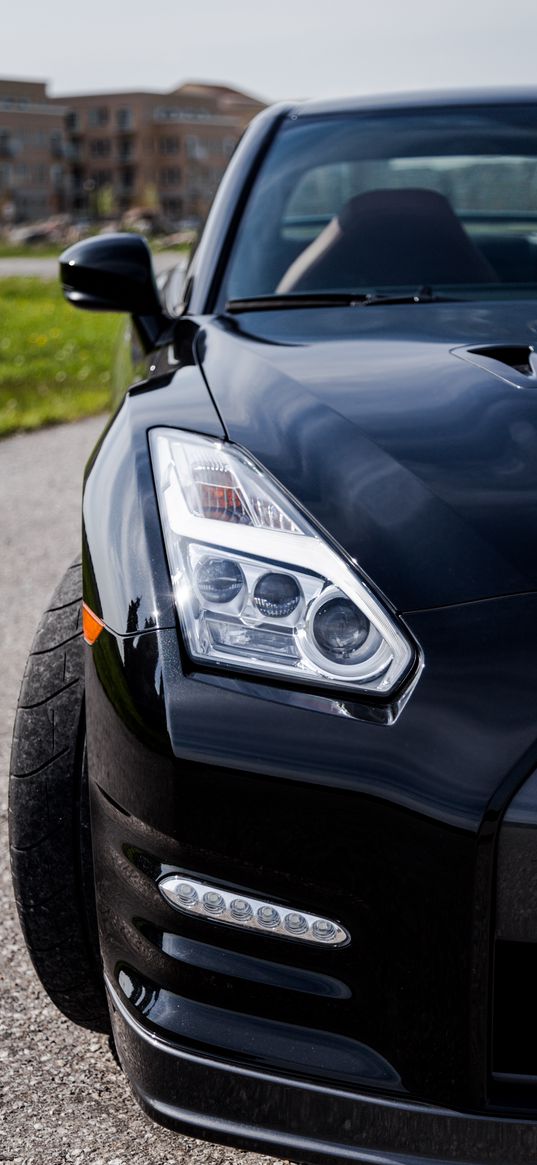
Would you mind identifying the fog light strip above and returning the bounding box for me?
[158,874,349,947]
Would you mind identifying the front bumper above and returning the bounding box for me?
[108,978,537,1165]
[86,593,537,1162]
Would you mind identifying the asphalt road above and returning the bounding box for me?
[0,418,284,1165]
[0,250,183,280]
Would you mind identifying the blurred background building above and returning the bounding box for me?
[0,79,70,222]
[0,76,265,228]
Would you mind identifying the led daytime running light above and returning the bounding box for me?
[158,874,349,947]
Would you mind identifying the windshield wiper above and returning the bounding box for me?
[361,286,458,305]
[225,293,368,312]
[225,287,457,313]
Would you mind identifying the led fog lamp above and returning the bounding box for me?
[159,873,349,947]
[150,429,415,695]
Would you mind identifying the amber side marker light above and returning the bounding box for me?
[82,602,105,646]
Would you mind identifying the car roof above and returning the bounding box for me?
[287,87,537,117]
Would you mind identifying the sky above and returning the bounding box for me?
[2,0,537,103]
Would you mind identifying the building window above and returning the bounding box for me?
[116,107,133,130]
[50,164,65,188]
[119,167,136,189]
[117,139,134,161]
[88,106,109,128]
[50,131,64,158]
[161,197,183,217]
[91,170,110,188]
[160,167,182,187]
[6,136,23,157]
[154,107,173,121]
[185,135,206,160]
[90,139,111,158]
[159,136,180,155]
[66,111,79,131]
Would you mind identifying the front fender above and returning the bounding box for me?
[82,360,224,635]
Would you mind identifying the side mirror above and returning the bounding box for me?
[59,233,162,317]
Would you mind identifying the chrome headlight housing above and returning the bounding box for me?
[150,428,415,696]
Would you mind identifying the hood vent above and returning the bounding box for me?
[469,345,536,376]
[453,344,537,388]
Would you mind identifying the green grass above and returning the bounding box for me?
[0,278,120,436]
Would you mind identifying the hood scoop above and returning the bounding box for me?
[454,344,537,389]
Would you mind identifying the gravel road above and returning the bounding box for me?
[0,418,285,1165]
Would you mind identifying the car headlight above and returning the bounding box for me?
[150,428,415,696]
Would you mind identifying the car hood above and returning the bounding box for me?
[197,301,537,612]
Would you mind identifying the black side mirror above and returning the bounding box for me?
[60,233,162,318]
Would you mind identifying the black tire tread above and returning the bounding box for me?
[9,561,110,1032]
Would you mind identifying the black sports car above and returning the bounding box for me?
[10,90,537,1164]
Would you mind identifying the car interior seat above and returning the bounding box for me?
[277,187,497,292]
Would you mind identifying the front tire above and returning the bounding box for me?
[9,560,110,1032]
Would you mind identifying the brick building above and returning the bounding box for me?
[0,78,70,222]
[0,77,265,226]
[55,81,265,225]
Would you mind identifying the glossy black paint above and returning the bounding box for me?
[107,980,537,1165]
[60,233,162,313]
[82,350,223,633]
[60,233,167,350]
[196,304,537,612]
[84,592,537,1158]
[76,92,537,1162]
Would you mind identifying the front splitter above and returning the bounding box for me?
[106,977,537,1165]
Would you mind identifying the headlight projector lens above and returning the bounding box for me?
[253,572,301,618]
[196,557,244,604]
[313,596,370,663]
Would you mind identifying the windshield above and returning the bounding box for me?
[223,103,537,304]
